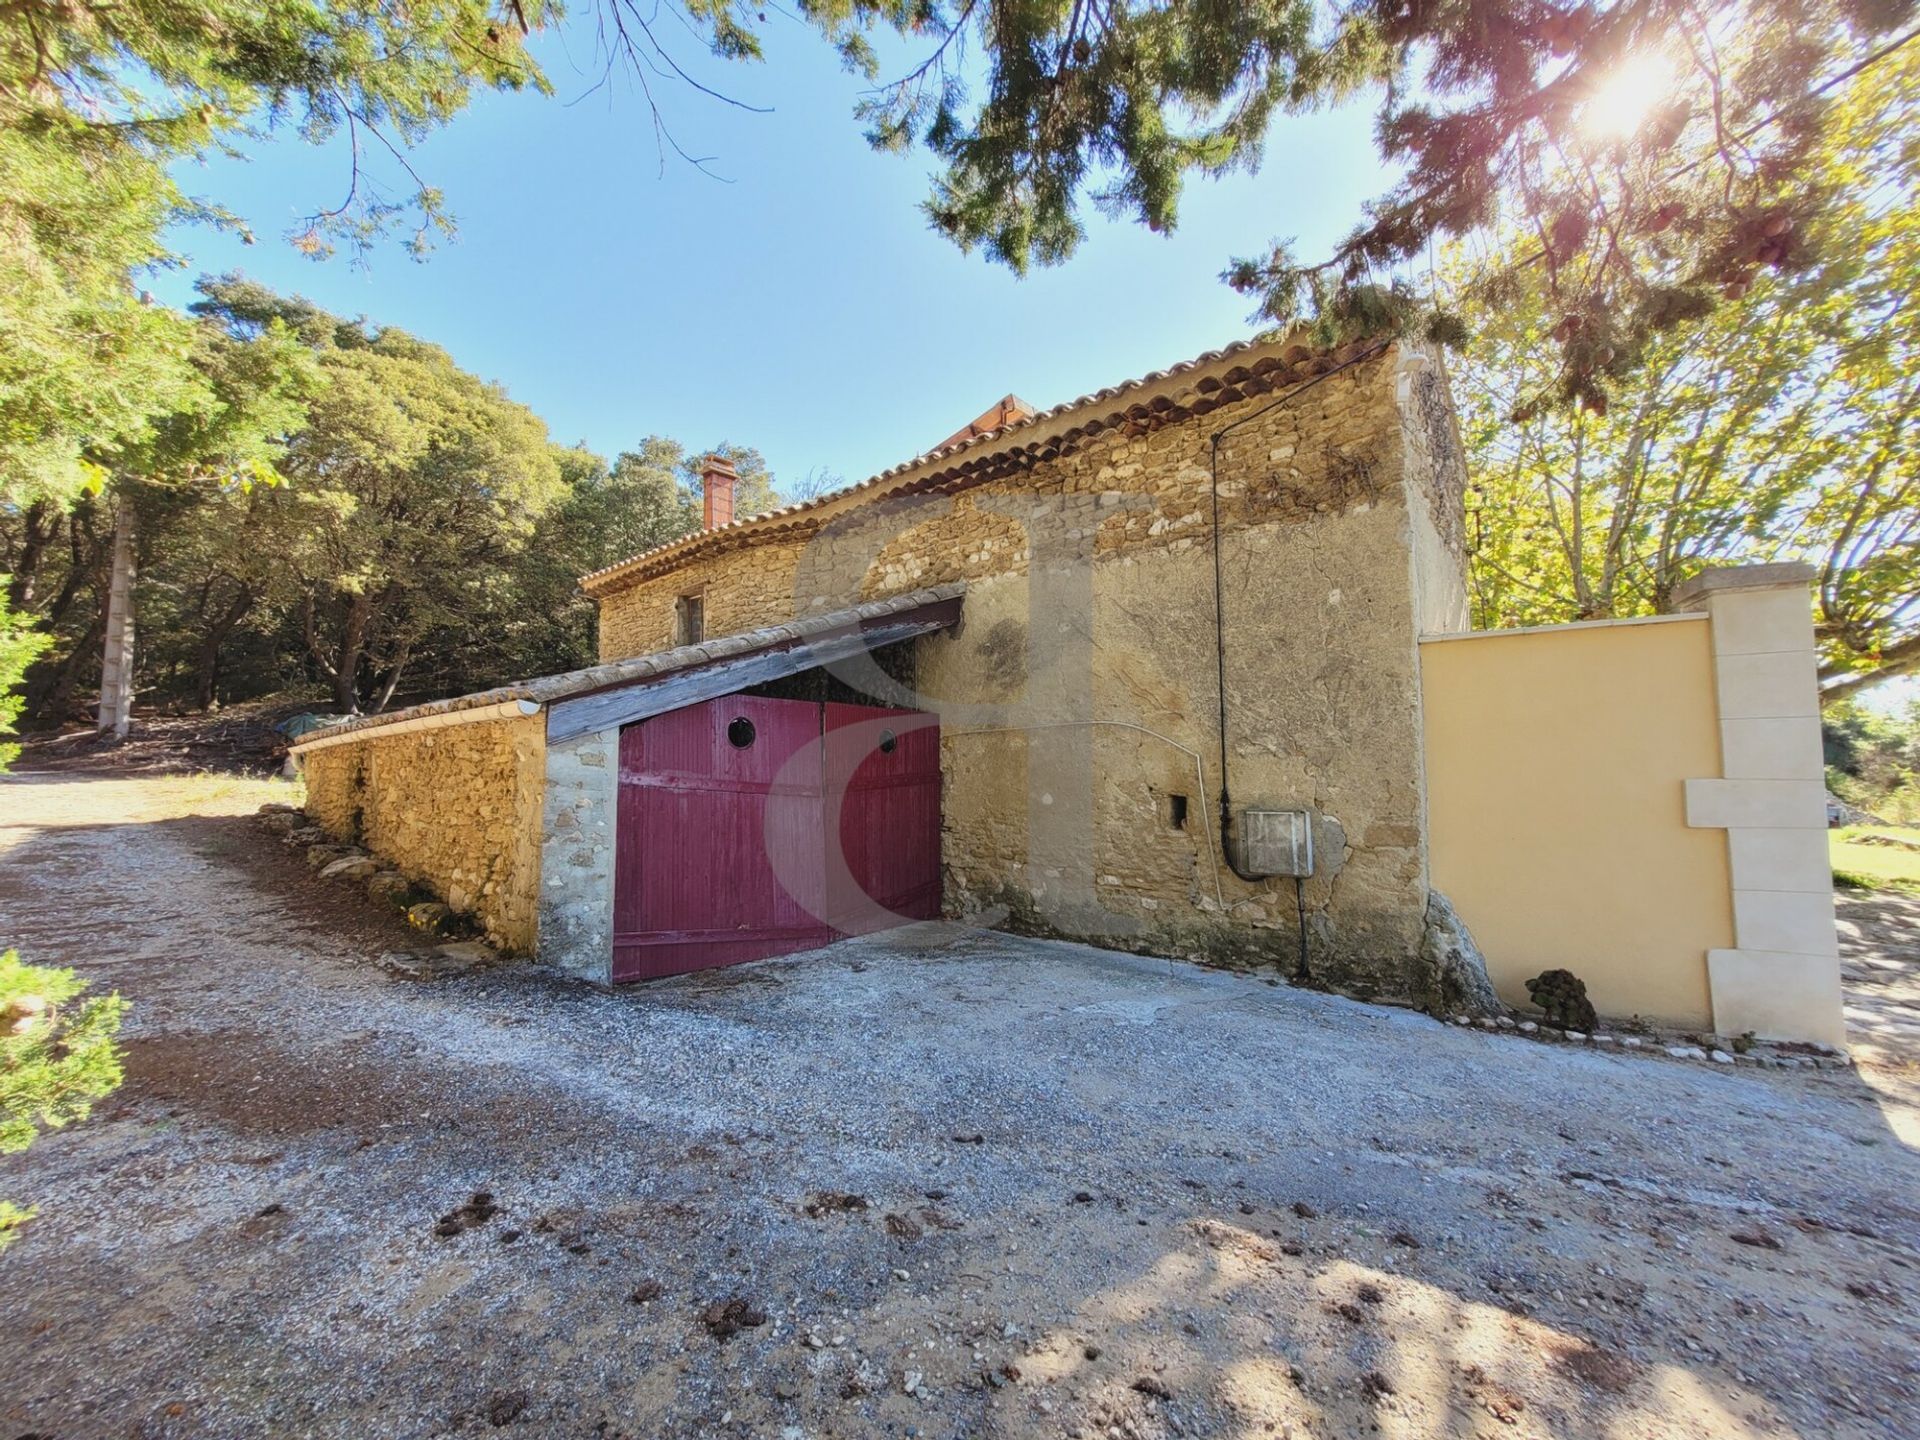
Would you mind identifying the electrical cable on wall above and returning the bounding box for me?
[1206,340,1392,974]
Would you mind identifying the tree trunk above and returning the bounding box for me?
[96,497,136,740]
[193,584,256,711]
[1820,633,1920,706]
[369,638,412,713]
[31,613,105,724]
[41,507,104,632]
[333,591,371,714]
[6,501,59,610]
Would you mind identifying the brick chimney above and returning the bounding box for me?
[700,453,738,530]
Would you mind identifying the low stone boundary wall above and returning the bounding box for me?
[299,712,546,953]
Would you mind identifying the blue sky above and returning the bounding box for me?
[153,19,1388,489]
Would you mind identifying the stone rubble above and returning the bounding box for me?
[256,804,503,981]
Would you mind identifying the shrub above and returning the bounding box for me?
[1,950,127,1250]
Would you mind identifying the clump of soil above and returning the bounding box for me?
[802,1191,869,1218]
[434,1191,500,1238]
[699,1296,767,1339]
[1552,1341,1639,1394]
[486,1389,529,1426]
[1525,968,1599,1031]
[528,1211,592,1253]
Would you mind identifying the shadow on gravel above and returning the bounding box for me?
[1,781,1917,1439]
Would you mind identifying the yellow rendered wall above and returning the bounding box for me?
[1419,617,1732,1027]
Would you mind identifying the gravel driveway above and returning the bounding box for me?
[1,773,1917,1440]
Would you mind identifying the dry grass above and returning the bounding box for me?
[1833,826,1920,894]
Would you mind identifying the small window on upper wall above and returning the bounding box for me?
[675,593,705,646]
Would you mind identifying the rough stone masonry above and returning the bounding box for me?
[301,712,545,953]
[578,338,1472,1000]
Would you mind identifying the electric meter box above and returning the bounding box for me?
[1238,809,1314,878]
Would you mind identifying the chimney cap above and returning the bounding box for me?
[701,452,739,477]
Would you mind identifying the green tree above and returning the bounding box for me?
[124,467,323,712]
[193,279,566,712]
[610,440,703,557]
[467,440,698,679]
[0,0,554,511]
[1,950,127,1252]
[1825,697,1920,822]
[92,308,323,734]
[1,300,319,730]
[1450,35,1919,700]
[805,0,1919,403]
[0,589,48,769]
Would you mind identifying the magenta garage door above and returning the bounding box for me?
[612,695,941,981]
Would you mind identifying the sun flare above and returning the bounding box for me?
[1582,52,1677,139]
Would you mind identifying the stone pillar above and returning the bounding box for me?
[1677,563,1844,1047]
[538,728,618,981]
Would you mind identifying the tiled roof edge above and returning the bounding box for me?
[579,330,1389,597]
[289,582,969,750]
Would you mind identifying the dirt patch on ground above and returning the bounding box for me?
[192,808,433,955]
[14,699,320,777]
[117,1030,433,1139]
[1,775,1917,1440]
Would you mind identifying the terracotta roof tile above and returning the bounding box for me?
[932,394,1035,453]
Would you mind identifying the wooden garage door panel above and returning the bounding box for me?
[825,704,942,932]
[614,696,941,982]
[614,697,830,982]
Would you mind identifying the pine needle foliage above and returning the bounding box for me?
[0,950,127,1251]
[803,0,1920,405]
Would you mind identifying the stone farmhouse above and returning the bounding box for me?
[293,331,1845,1047]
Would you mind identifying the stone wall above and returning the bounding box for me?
[595,346,1465,666]
[585,341,1471,998]
[300,712,546,953]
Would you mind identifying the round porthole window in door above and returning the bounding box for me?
[727,717,756,749]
